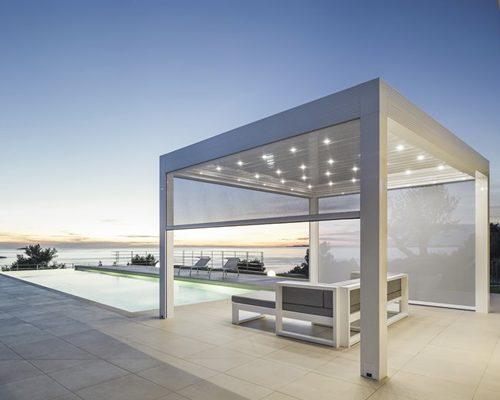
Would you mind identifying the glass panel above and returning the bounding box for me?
[173,178,309,225]
[387,181,475,307]
[173,222,309,275]
[319,194,360,213]
[169,119,361,227]
[318,219,360,283]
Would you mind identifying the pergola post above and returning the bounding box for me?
[475,172,490,313]
[359,79,388,380]
[309,198,319,283]
[159,169,175,319]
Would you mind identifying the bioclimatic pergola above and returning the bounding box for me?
[159,79,490,380]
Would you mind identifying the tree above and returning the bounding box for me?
[288,249,309,277]
[12,244,59,268]
[388,185,459,257]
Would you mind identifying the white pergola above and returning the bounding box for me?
[159,78,490,380]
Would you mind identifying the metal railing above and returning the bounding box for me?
[173,250,264,270]
[1,263,74,272]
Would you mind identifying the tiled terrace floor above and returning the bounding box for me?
[1,274,499,400]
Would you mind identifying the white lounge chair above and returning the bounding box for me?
[177,256,211,276]
[209,257,240,279]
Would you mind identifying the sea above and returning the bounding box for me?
[0,246,356,274]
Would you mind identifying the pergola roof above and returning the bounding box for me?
[161,79,487,201]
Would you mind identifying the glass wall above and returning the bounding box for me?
[318,219,360,283]
[173,178,309,225]
[387,181,475,307]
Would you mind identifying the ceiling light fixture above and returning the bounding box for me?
[417,155,424,161]
[237,161,243,166]
[438,165,444,170]
[326,171,331,176]
[302,175,307,180]
[300,165,306,170]
[397,145,404,151]
[352,167,358,172]
[406,170,411,175]
[276,169,281,175]
[329,182,333,186]
[281,179,285,184]
[255,174,260,179]
[308,185,312,189]
[262,155,267,160]
[328,159,334,164]
[352,178,356,183]
[323,139,331,144]
[216,166,221,171]
[290,147,296,153]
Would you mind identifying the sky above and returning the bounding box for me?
[1,0,499,249]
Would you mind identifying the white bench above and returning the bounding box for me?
[231,273,409,348]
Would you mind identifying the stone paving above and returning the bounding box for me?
[1,273,500,400]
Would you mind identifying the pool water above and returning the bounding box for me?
[3,269,251,312]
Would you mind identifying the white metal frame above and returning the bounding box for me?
[160,78,490,380]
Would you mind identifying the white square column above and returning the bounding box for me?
[359,79,388,380]
[159,169,175,319]
[309,198,319,283]
[475,172,490,313]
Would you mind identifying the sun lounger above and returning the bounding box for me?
[209,257,240,279]
[177,256,211,276]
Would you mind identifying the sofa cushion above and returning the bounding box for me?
[282,287,323,307]
[232,291,275,308]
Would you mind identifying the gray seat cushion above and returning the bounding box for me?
[232,291,275,308]
[283,287,323,307]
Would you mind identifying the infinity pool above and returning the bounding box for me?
[3,269,251,312]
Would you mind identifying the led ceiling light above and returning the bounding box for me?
[329,182,333,186]
[276,169,281,175]
[438,165,444,170]
[281,179,285,184]
[323,139,331,144]
[406,170,411,175]
[216,166,221,171]
[308,185,312,189]
[352,166,358,172]
[237,161,243,166]
[302,175,307,180]
[300,165,306,170]
[290,147,297,153]
[352,178,356,183]
[397,145,404,151]
[255,174,260,179]
[328,159,334,164]
[417,155,424,161]
[326,171,331,176]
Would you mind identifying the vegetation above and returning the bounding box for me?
[288,249,309,277]
[491,223,500,286]
[11,244,64,269]
[128,254,157,266]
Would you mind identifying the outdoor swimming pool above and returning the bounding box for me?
[2,269,252,312]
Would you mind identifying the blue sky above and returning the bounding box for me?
[1,0,499,248]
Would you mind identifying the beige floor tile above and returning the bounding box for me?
[279,372,374,400]
[263,344,334,371]
[221,332,291,357]
[367,388,426,400]
[262,392,301,400]
[478,365,500,393]
[314,357,394,389]
[75,374,170,400]
[186,346,255,372]
[155,336,215,358]
[226,358,308,390]
[138,358,218,391]
[157,393,190,400]
[381,370,476,400]
[401,354,486,387]
[178,373,272,400]
[474,388,500,400]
